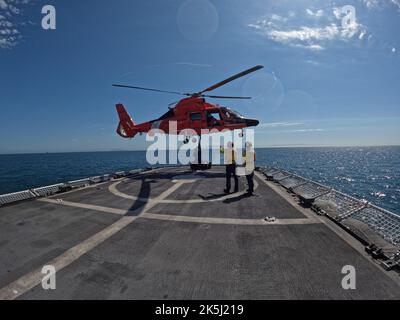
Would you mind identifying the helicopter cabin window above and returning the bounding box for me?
[206,110,222,126]
[190,112,202,121]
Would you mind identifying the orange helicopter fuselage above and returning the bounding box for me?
[116,97,259,138]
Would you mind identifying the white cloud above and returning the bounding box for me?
[267,25,340,42]
[341,21,363,38]
[360,0,400,10]
[267,128,326,134]
[292,128,324,132]
[0,0,31,48]
[333,7,341,20]
[362,0,380,9]
[0,20,13,27]
[293,43,325,51]
[260,122,304,128]
[391,0,400,9]
[306,8,324,18]
[0,0,7,10]
[270,14,287,22]
[249,9,366,51]
[305,59,322,66]
[261,23,364,50]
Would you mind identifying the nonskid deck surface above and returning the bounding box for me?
[0,166,399,299]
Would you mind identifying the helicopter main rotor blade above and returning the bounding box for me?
[203,95,252,99]
[198,65,264,95]
[112,84,189,96]
[113,65,263,100]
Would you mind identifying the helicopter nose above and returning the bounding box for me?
[245,119,259,127]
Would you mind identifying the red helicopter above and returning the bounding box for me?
[112,65,263,142]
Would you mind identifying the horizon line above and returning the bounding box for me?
[1,144,400,156]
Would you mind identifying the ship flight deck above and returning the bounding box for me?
[0,166,399,299]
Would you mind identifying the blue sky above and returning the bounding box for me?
[0,0,399,153]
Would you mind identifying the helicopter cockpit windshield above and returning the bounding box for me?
[222,107,245,120]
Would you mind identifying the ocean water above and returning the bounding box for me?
[0,146,399,214]
[256,146,400,215]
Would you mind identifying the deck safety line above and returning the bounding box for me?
[140,213,320,225]
[0,181,185,300]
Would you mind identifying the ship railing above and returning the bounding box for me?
[88,176,104,184]
[258,166,400,270]
[33,183,65,197]
[0,190,37,206]
[0,168,147,207]
[259,166,332,205]
[66,178,91,189]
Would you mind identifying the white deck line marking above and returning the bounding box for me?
[37,174,318,225]
[38,196,319,226]
[39,197,318,225]
[140,213,321,225]
[39,198,126,215]
[109,179,259,203]
[0,181,185,300]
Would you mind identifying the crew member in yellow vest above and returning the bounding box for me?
[221,142,238,194]
[244,142,256,196]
